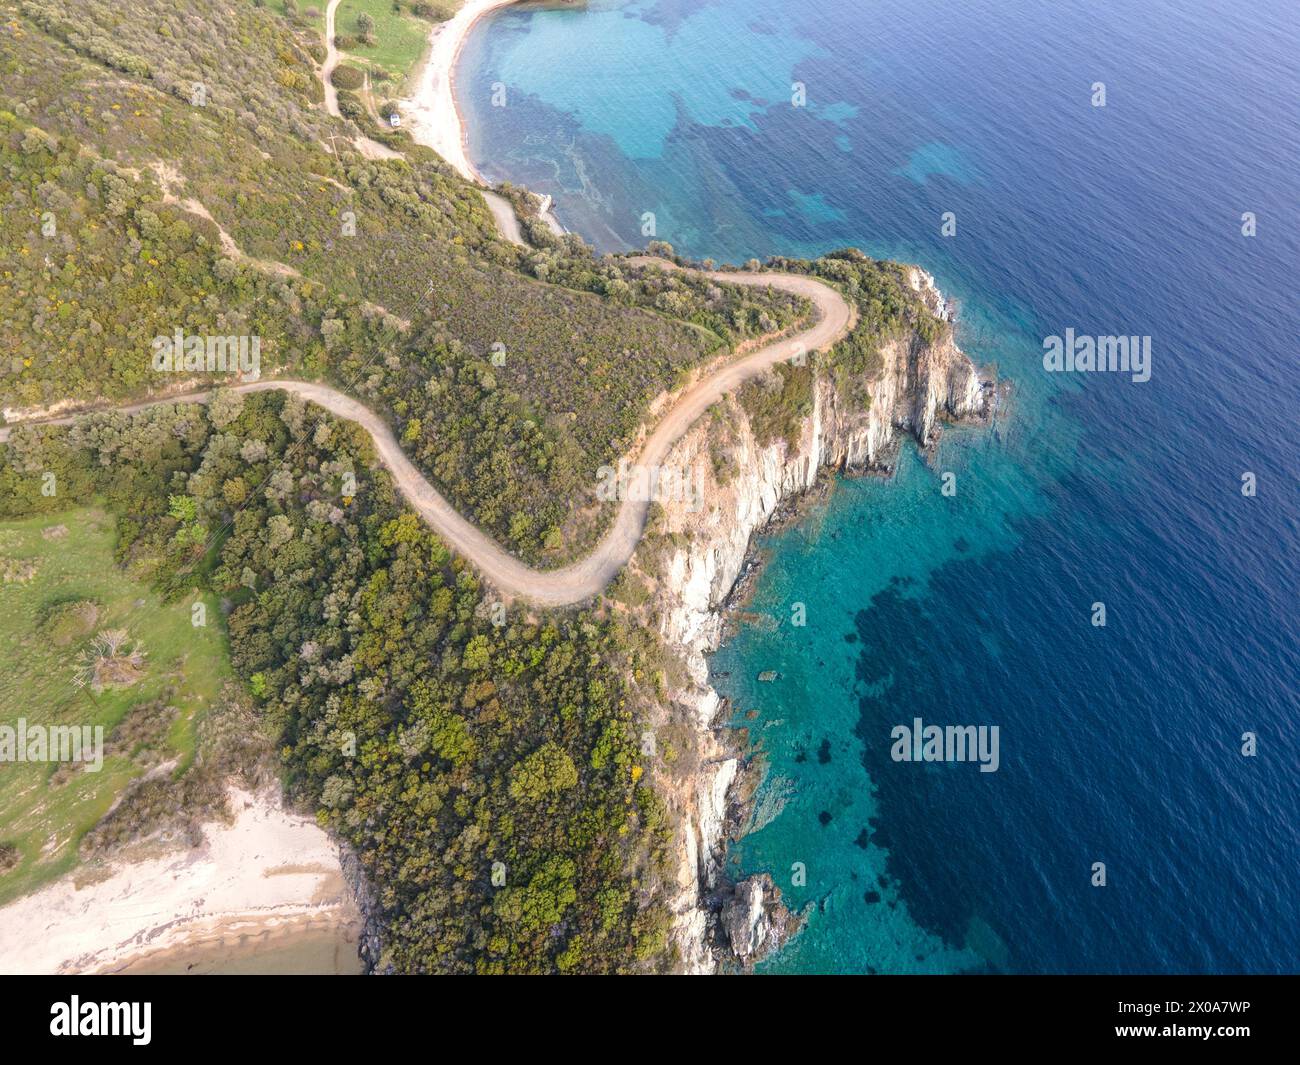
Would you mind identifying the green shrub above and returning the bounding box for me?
[330,64,364,90]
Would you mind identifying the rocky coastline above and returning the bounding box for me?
[641,266,994,972]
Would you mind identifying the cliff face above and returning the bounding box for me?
[647,274,987,972]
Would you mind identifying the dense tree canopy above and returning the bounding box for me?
[2,394,676,972]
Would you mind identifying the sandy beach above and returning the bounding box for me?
[0,788,362,975]
[401,0,568,237]
[403,0,521,183]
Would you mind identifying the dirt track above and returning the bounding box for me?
[1,265,851,605]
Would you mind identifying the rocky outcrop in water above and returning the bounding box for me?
[716,873,799,966]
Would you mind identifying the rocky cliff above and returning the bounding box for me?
[642,269,989,972]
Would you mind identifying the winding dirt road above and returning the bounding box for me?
[1,266,852,606]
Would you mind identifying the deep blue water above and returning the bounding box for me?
[460,0,1300,972]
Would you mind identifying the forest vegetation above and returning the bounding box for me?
[1,394,676,971]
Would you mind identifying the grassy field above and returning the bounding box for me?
[335,0,453,96]
[298,5,327,33]
[0,508,230,904]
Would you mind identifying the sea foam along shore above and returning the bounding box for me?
[402,0,521,183]
[0,788,361,974]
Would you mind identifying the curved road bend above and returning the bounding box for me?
[1,268,852,606]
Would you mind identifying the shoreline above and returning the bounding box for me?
[0,787,362,975]
[401,1,567,235]
[107,914,364,975]
[402,0,521,185]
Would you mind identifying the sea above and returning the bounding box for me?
[458,0,1300,973]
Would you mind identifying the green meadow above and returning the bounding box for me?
[0,507,230,904]
[336,0,452,95]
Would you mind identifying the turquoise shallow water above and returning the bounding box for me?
[460,0,1300,973]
